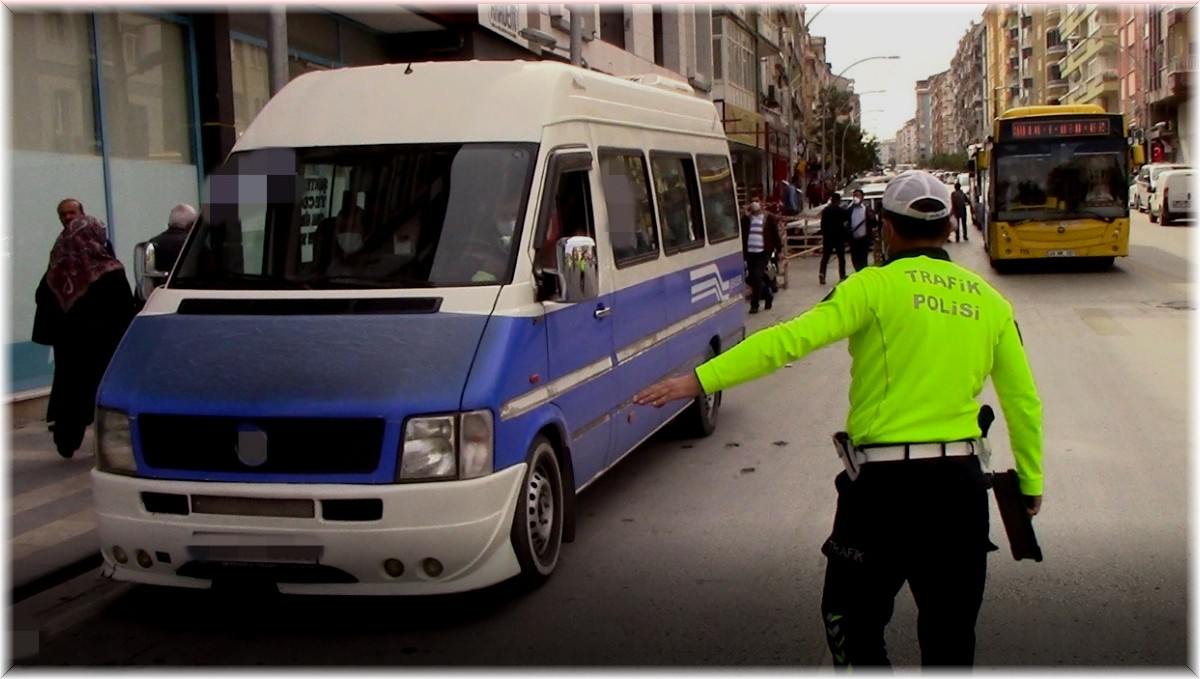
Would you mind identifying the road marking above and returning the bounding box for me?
[10,473,93,515]
[10,508,97,560]
[1076,307,1132,336]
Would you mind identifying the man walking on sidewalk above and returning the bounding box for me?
[741,196,780,314]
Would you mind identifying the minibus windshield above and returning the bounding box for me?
[993,138,1128,222]
[174,143,536,289]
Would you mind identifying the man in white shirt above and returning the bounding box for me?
[846,189,877,272]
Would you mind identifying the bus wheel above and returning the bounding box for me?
[676,346,721,437]
[511,435,564,588]
[1162,207,1174,226]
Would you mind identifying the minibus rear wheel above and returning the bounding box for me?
[676,345,721,437]
[511,435,564,588]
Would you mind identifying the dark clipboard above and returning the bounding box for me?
[989,469,1043,562]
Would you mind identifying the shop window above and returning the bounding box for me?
[97,13,193,163]
[231,39,270,138]
[13,12,98,155]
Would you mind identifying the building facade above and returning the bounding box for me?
[1060,4,1120,111]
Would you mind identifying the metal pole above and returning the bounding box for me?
[569,5,583,66]
[268,6,288,95]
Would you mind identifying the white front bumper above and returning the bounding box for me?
[92,465,526,595]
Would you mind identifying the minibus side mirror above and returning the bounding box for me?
[555,235,599,303]
[132,241,168,302]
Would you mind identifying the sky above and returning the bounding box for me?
[805,3,990,142]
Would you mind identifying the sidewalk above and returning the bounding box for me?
[9,419,102,598]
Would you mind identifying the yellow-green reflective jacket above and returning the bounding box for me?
[695,248,1044,495]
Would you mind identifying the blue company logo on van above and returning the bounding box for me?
[689,263,739,305]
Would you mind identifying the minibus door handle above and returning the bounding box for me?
[594,304,612,320]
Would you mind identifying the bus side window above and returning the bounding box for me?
[600,150,660,267]
[650,153,705,254]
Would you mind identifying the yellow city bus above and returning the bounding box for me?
[977,104,1144,270]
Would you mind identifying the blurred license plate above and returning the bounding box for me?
[1170,201,1189,209]
[1047,249,1077,257]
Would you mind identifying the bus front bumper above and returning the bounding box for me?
[91,465,526,595]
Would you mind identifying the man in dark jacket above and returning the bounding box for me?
[148,203,197,274]
[818,192,848,285]
[741,196,782,314]
[951,182,969,242]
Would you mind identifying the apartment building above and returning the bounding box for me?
[1060,4,1120,111]
[915,77,933,161]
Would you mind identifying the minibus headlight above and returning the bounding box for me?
[399,416,457,481]
[95,408,137,475]
[458,410,494,480]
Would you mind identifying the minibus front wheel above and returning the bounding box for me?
[511,435,564,588]
[676,344,722,437]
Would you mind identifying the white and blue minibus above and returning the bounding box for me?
[93,60,746,594]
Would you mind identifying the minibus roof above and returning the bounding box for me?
[234,60,724,151]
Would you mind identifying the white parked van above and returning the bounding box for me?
[1153,168,1195,226]
[94,61,747,595]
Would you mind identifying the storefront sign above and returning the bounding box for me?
[479,5,530,45]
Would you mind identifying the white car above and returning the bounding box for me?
[1134,162,1188,213]
[1153,169,1195,226]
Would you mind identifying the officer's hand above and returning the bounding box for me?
[1023,494,1042,517]
[634,373,703,408]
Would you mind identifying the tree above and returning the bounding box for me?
[808,85,879,178]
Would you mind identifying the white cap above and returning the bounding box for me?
[881,170,953,221]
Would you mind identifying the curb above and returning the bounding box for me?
[12,552,103,604]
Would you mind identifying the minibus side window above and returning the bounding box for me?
[650,153,705,255]
[696,154,740,243]
[599,150,660,267]
[535,170,595,271]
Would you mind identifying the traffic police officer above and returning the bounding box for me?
[634,170,1043,669]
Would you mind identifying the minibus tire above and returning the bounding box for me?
[511,436,564,588]
[676,347,721,438]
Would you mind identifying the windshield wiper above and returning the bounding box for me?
[1064,209,1115,223]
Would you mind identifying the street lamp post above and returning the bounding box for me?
[821,56,898,182]
[840,108,884,181]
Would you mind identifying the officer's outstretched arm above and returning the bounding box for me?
[991,316,1044,498]
[694,278,874,395]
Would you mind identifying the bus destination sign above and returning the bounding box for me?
[1009,119,1112,139]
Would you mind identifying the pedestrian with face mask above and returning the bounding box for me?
[846,189,878,272]
[633,170,1044,669]
[740,195,781,314]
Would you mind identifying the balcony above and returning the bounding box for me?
[1047,42,1067,57]
[1047,78,1069,93]
[1167,53,1194,98]
[1045,5,1062,22]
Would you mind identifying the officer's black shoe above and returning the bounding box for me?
[749,305,759,314]
[818,274,826,285]
[764,298,773,310]
[56,445,75,459]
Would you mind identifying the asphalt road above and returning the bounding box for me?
[10,210,1194,669]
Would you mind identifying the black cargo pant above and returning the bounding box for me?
[820,455,996,669]
[745,251,774,311]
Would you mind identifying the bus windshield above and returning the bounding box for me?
[173,143,537,290]
[993,137,1128,222]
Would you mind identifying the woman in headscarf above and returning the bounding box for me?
[32,215,134,458]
